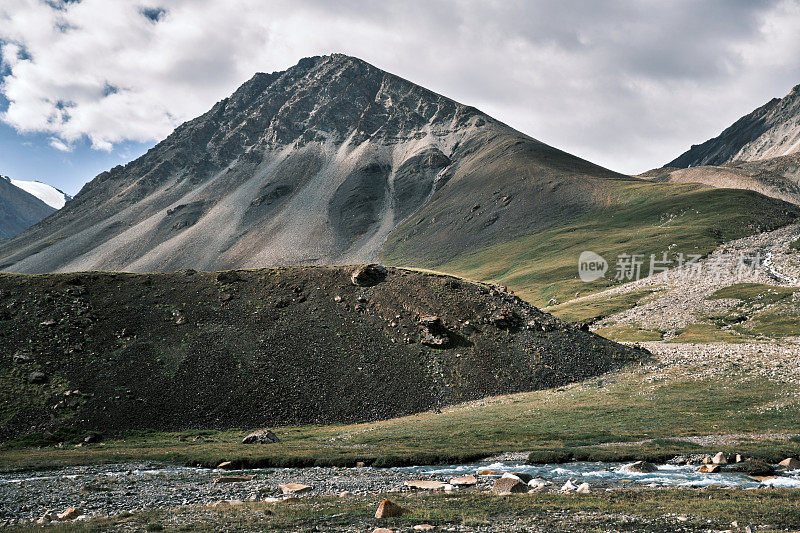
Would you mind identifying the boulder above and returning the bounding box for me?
[622,461,658,473]
[477,469,500,476]
[211,499,244,508]
[57,507,82,521]
[413,525,435,531]
[404,480,446,490]
[779,457,800,470]
[698,464,721,473]
[575,482,591,494]
[213,475,255,483]
[712,452,728,465]
[502,472,533,484]
[560,480,577,492]
[724,460,775,476]
[491,477,528,495]
[449,474,478,486]
[351,264,387,287]
[242,429,278,444]
[36,510,57,524]
[375,499,407,519]
[418,315,451,348]
[217,461,234,470]
[373,529,394,533]
[279,483,312,495]
[491,311,520,329]
[527,478,548,491]
[27,371,48,384]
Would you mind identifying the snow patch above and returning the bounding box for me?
[10,179,69,209]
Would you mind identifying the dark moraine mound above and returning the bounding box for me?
[0,266,643,440]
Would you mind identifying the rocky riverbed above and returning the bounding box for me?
[2,459,800,527]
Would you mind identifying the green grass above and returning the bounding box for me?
[410,183,799,306]
[705,283,800,338]
[6,490,800,532]
[546,289,658,323]
[708,283,798,304]
[3,362,798,471]
[670,323,748,343]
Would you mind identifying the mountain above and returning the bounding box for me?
[0,266,643,439]
[668,84,800,167]
[8,179,71,209]
[1,55,798,305]
[651,85,800,205]
[0,176,56,239]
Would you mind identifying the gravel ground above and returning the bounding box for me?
[635,340,800,384]
[0,463,456,524]
[581,222,800,332]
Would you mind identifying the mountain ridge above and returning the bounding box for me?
[1,55,797,307]
[0,175,57,239]
[667,84,800,168]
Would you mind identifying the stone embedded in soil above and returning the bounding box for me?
[57,507,82,521]
[36,510,57,524]
[404,480,447,490]
[27,371,48,384]
[279,483,312,495]
[449,474,478,486]
[351,264,387,287]
[375,499,407,519]
[213,475,255,484]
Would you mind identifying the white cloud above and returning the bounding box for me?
[48,136,70,151]
[0,0,799,174]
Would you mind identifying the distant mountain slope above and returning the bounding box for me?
[0,54,628,275]
[0,176,56,239]
[1,55,798,305]
[668,84,800,167]
[9,179,71,209]
[642,154,800,204]
[653,85,800,206]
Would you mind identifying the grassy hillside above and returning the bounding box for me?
[0,266,641,442]
[386,181,800,306]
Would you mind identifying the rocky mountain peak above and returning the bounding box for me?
[668,83,800,167]
[180,54,479,157]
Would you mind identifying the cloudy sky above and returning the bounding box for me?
[1,0,800,195]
